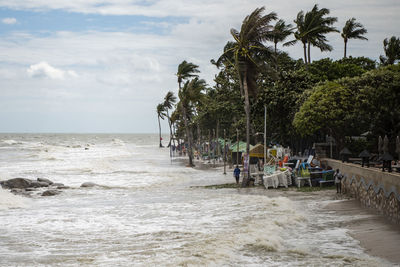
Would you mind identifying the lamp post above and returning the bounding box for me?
[223,129,226,175]
[236,129,239,167]
[264,105,267,168]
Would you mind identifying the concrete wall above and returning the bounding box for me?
[323,159,400,223]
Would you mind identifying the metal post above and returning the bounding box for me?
[236,129,239,167]
[223,129,226,174]
[264,105,267,167]
[330,129,333,158]
[208,129,211,163]
[213,129,216,167]
[216,120,220,161]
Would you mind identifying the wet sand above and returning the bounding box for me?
[325,198,400,264]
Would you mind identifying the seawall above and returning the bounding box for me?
[323,159,400,224]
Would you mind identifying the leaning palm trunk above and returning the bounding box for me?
[182,106,194,167]
[158,115,162,148]
[166,110,173,148]
[242,71,251,187]
[307,42,311,64]
[344,40,347,58]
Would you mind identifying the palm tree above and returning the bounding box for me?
[163,91,177,147]
[380,36,400,65]
[267,19,294,54]
[176,61,200,167]
[178,78,206,167]
[218,7,277,184]
[341,18,368,58]
[156,103,166,147]
[288,4,337,64]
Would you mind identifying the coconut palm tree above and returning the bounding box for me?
[176,61,200,166]
[267,19,294,54]
[287,4,337,64]
[163,91,177,147]
[178,78,206,167]
[341,18,368,58]
[380,36,400,65]
[307,5,338,63]
[218,7,277,185]
[156,103,166,147]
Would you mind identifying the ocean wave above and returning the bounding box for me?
[0,188,27,210]
[2,139,21,145]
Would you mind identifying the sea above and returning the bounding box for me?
[0,133,391,266]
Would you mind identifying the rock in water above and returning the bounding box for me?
[30,181,50,188]
[80,182,98,188]
[37,178,53,185]
[41,190,61,196]
[0,178,32,189]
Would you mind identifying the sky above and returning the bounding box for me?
[0,0,399,133]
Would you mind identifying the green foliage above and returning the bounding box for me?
[336,56,376,71]
[293,81,356,137]
[354,64,400,137]
[255,69,318,145]
[307,58,366,81]
[294,65,400,148]
[380,36,400,65]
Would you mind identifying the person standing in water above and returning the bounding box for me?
[233,166,241,185]
[334,169,343,194]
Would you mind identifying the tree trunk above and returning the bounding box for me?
[197,123,201,156]
[216,120,220,158]
[158,116,162,148]
[307,42,311,64]
[344,40,347,58]
[242,70,251,187]
[303,42,308,65]
[166,110,173,148]
[274,42,277,55]
[182,106,194,167]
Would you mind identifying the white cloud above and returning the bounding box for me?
[2,17,17,24]
[0,0,399,132]
[27,61,78,80]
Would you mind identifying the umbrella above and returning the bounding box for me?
[339,147,352,155]
[378,136,383,155]
[359,149,371,167]
[358,150,371,158]
[383,135,389,153]
[382,152,394,161]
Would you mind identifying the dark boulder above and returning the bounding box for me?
[0,178,32,189]
[37,178,53,185]
[41,190,61,196]
[11,188,32,197]
[57,185,69,189]
[80,182,98,188]
[30,181,50,188]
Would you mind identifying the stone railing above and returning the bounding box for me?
[322,159,400,224]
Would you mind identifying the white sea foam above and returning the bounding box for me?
[0,188,26,209]
[0,134,389,266]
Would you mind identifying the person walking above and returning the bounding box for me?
[334,169,343,194]
[233,166,241,185]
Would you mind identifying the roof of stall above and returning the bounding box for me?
[230,141,253,153]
